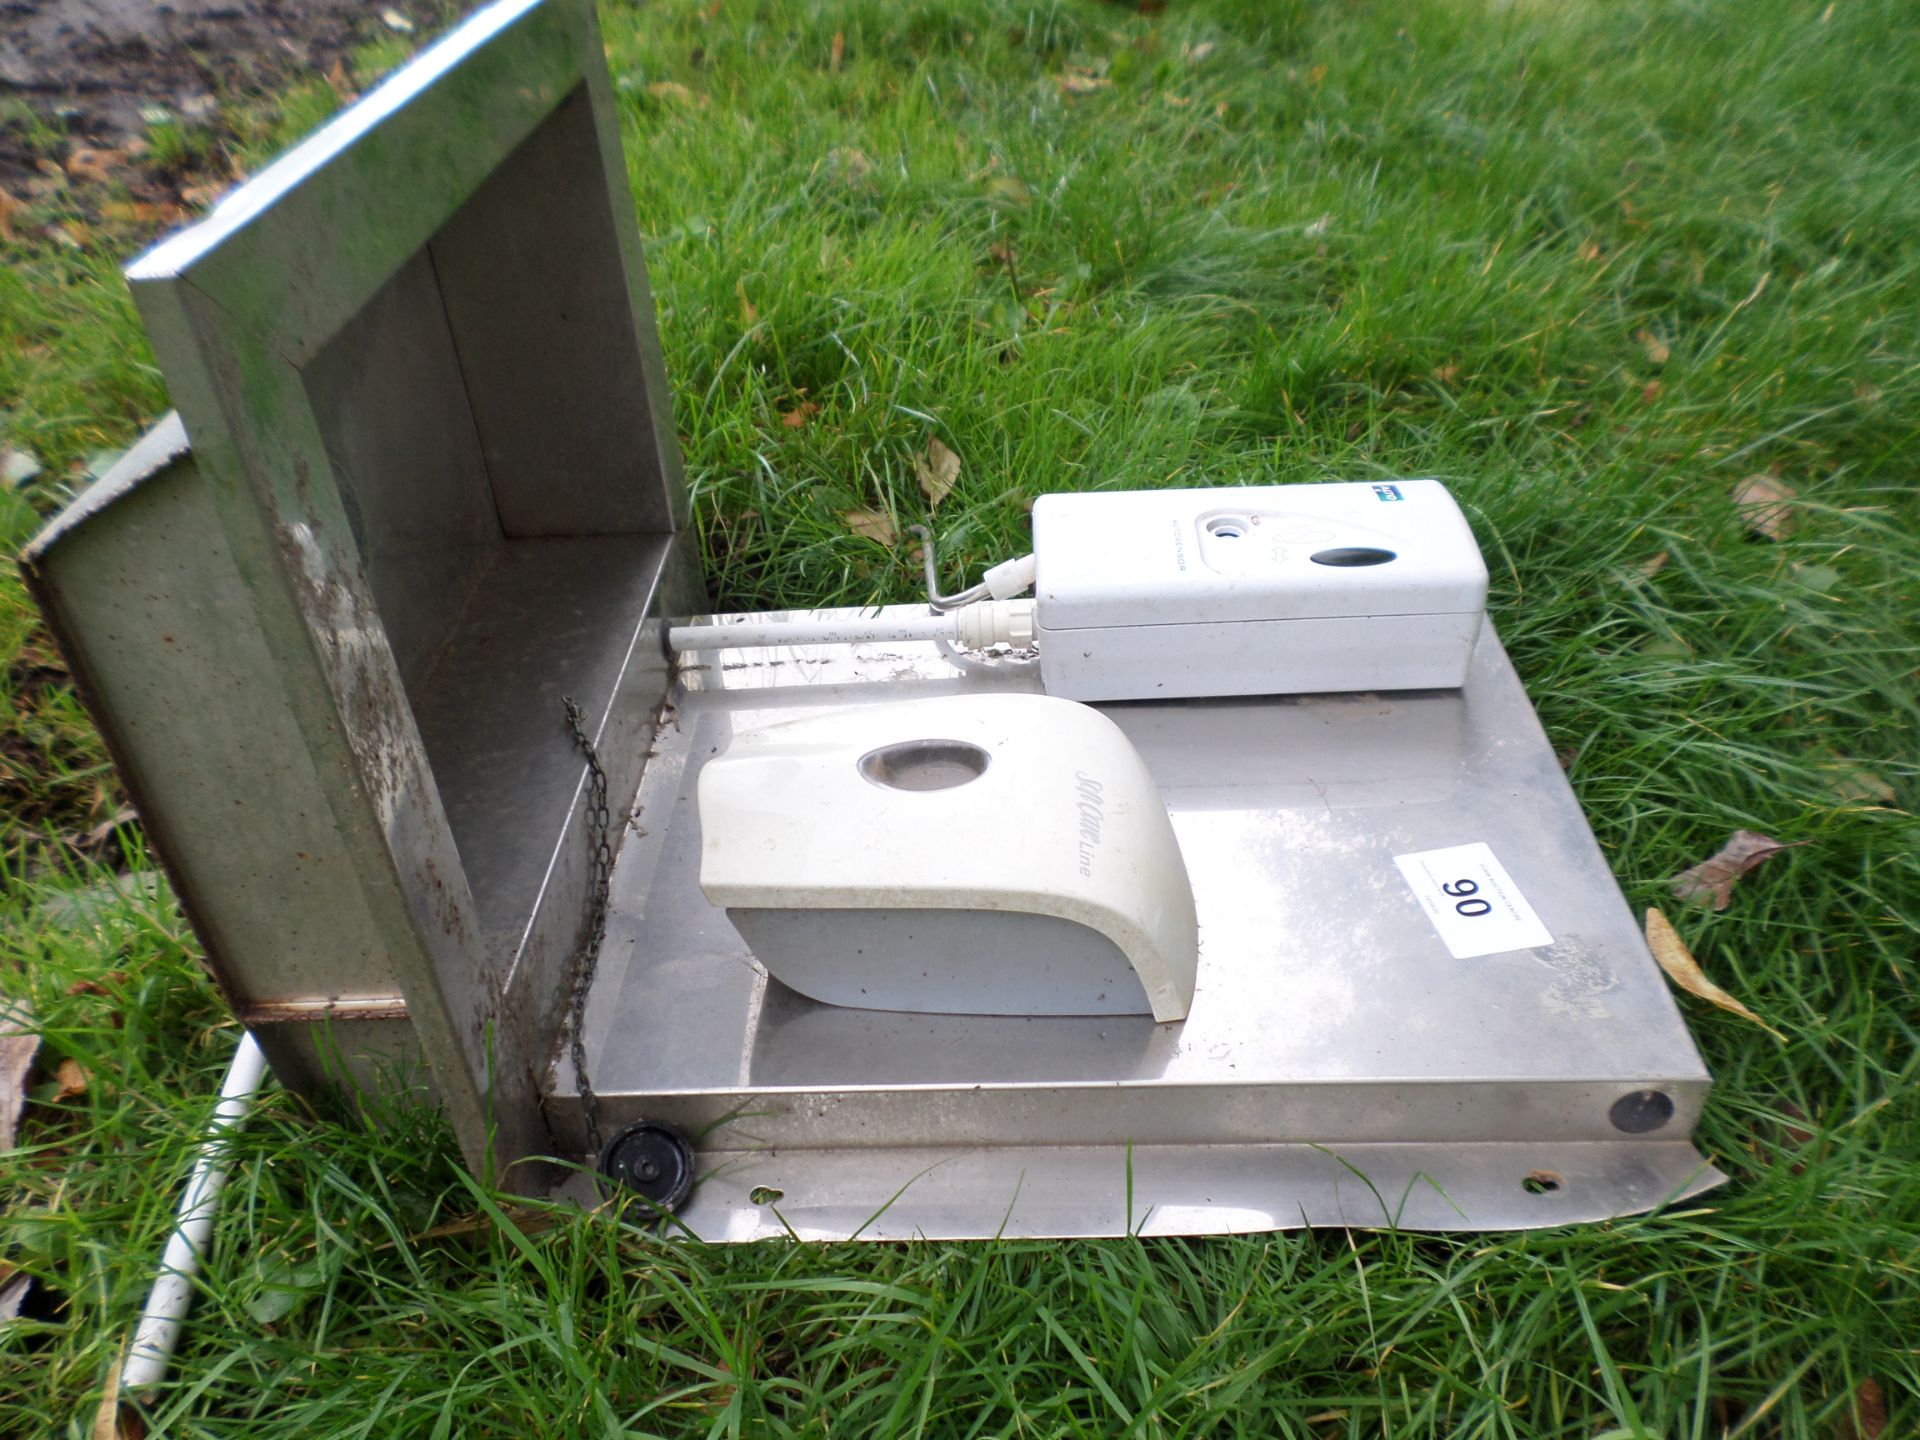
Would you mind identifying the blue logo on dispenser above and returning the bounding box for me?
[1373,484,1404,502]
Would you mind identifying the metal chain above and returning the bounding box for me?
[562,696,613,1158]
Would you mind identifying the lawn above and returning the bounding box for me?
[3,0,1918,1433]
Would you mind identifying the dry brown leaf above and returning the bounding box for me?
[735,278,757,326]
[1826,764,1897,806]
[181,182,224,210]
[0,184,17,243]
[822,146,873,185]
[1575,238,1603,263]
[92,1345,124,1439]
[1640,379,1663,404]
[1670,829,1797,910]
[47,221,89,250]
[1645,908,1786,1042]
[987,240,1016,267]
[830,29,845,71]
[1163,92,1192,108]
[0,1004,37,1150]
[406,1200,565,1245]
[100,201,183,228]
[0,1268,29,1324]
[842,508,896,546]
[1635,328,1671,365]
[778,401,818,429]
[66,146,129,183]
[1636,549,1670,579]
[54,1057,89,1101]
[1055,70,1112,96]
[1847,1377,1887,1440]
[648,80,705,106]
[1733,473,1796,540]
[985,175,1030,206]
[915,438,961,507]
[1430,363,1460,384]
[325,59,357,103]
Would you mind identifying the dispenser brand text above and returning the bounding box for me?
[1075,772,1106,876]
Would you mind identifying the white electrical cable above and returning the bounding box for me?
[122,1031,270,1396]
[670,600,1035,654]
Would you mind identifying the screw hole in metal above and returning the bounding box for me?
[1206,516,1250,539]
[1608,1089,1675,1134]
[858,739,991,792]
[1522,1170,1564,1196]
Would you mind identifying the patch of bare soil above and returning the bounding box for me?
[0,0,455,201]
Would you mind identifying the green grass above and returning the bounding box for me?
[4,0,1920,1432]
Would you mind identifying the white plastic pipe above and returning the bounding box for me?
[671,599,1034,654]
[122,1032,270,1395]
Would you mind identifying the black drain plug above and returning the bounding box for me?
[597,1120,696,1212]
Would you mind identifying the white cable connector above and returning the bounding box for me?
[670,600,1035,654]
[981,553,1036,600]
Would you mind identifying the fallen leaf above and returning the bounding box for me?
[100,201,182,228]
[380,8,414,33]
[0,1004,37,1150]
[985,175,1030,206]
[1575,238,1603,263]
[842,508,897,547]
[0,1268,28,1323]
[325,59,357,104]
[66,146,129,183]
[0,184,17,242]
[1847,1377,1887,1440]
[1430,363,1460,384]
[1825,764,1896,806]
[987,239,1016,266]
[1670,830,1798,910]
[821,146,873,185]
[1640,379,1663,404]
[54,1058,89,1101]
[46,221,89,250]
[735,278,757,326]
[1185,40,1216,62]
[92,1343,130,1440]
[1764,1098,1815,1175]
[648,80,705,106]
[1636,549,1670,579]
[181,182,224,210]
[915,438,961,507]
[1635,328,1671,365]
[1163,92,1192,108]
[1792,562,1841,592]
[1055,69,1112,96]
[71,808,139,851]
[830,29,844,71]
[1645,908,1786,1041]
[778,401,818,428]
[1732,473,1796,540]
[2,447,42,489]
